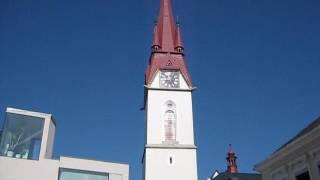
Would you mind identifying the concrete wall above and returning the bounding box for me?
[60,157,129,180]
[0,156,60,180]
[45,118,56,159]
[0,156,129,180]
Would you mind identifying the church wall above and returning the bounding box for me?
[146,90,195,145]
[144,148,198,180]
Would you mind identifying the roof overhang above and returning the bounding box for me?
[254,118,320,172]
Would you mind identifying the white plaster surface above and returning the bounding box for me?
[144,69,198,180]
[146,90,195,145]
[0,156,129,180]
[144,148,198,180]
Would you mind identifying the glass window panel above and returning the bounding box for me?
[296,171,310,180]
[0,112,44,160]
[59,168,108,180]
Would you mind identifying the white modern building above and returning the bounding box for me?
[0,107,129,180]
[255,117,320,180]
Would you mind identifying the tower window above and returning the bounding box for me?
[164,101,177,142]
[164,110,176,141]
[169,156,174,166]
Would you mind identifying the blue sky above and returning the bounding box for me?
[1,0,320,179]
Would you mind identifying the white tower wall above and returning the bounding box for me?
[146,90,195,145]
[143,70,198,180]
[144,148,197,180]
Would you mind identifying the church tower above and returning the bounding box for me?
[226,144,238,173]
[142,0,198,180]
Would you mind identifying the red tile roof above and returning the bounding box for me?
[146,0,192,87]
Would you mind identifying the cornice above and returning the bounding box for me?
[144,85,197,92]
[254,125,320,172]
[145,144,197,149]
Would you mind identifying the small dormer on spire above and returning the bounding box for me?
[226,144,238,174]
[175,21,184,53]
[152,21,161,52]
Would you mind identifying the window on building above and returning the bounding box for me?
[168,156,174,166]
[296,171,310,180]
[0,112,44,160]
[164,110,176,141]
[163,101,177,142]
[59,168,109,180]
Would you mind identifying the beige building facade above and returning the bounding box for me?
[255,117,320,180]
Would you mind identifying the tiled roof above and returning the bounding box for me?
[145,0,192,86]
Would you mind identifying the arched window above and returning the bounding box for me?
[164,101,176,142]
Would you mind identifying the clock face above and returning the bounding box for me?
[159,71,180,88]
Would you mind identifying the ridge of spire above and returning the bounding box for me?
[157,0,178,52]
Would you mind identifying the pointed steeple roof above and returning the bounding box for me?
[152,21,161,51]
[228,144,235,154]
[175,22,184,50]
[157,0,177,52]
[145,0,192,87]
[226,144,239,174]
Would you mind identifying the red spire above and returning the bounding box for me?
[152,21,161,52]
[145,0,192,87]
[175,22,184,53]
[228,144,235,154]
[157,0,176,52]
[226,144,238,173]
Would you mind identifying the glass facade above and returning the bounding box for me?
[0,112,44,160]
[59,168,109,180]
